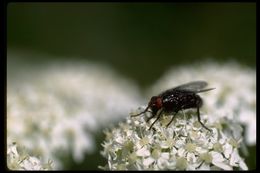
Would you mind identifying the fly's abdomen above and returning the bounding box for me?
[179,93,202,109]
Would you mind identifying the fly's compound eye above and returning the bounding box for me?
[150,96,163,109]
[155,97,163,109]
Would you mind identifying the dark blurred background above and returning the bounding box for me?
[7,3,256,89]
[7,2,256,170]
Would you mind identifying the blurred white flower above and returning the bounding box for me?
[7,142,53,170]
[147,61,256,145]
[100,108,248,170]
[7,53,141,169]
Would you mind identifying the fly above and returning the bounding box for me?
[131,81,215,132]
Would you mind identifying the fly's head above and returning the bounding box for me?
[149,96,163,116]
[130,96,163,118]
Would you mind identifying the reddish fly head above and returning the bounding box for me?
[130,96,163,117]
[149,96,163,115]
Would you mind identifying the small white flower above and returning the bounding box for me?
[210,151,232,170]
[223,142,233,159]
[230,148,248,170]
[136,147,151,157]
[143,157,154,167]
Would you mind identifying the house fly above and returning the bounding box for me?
[131,81,215,131]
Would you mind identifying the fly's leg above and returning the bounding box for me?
[181,110,187,120]
[146,114,155,123]
[146,110,156,122]
[197,107,212,132]
[166,111,178,128]
[148,108,163,130]
[131,106,150,117]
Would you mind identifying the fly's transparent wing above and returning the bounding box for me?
[174,81,215,93]
[173,81,208,91]
[159,81,215,96]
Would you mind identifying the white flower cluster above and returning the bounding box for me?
[100,109,248,170]
[7,142,52,170]
[7,55,141,169]
[147,61,256,145]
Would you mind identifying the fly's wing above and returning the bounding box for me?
[160,81,214,96]
[174,81,208,91]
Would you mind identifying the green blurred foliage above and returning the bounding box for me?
[245,146,256,170]
[7,3,256,170]
[7,3,256,88]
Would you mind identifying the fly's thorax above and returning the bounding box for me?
[160,91,204,112]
